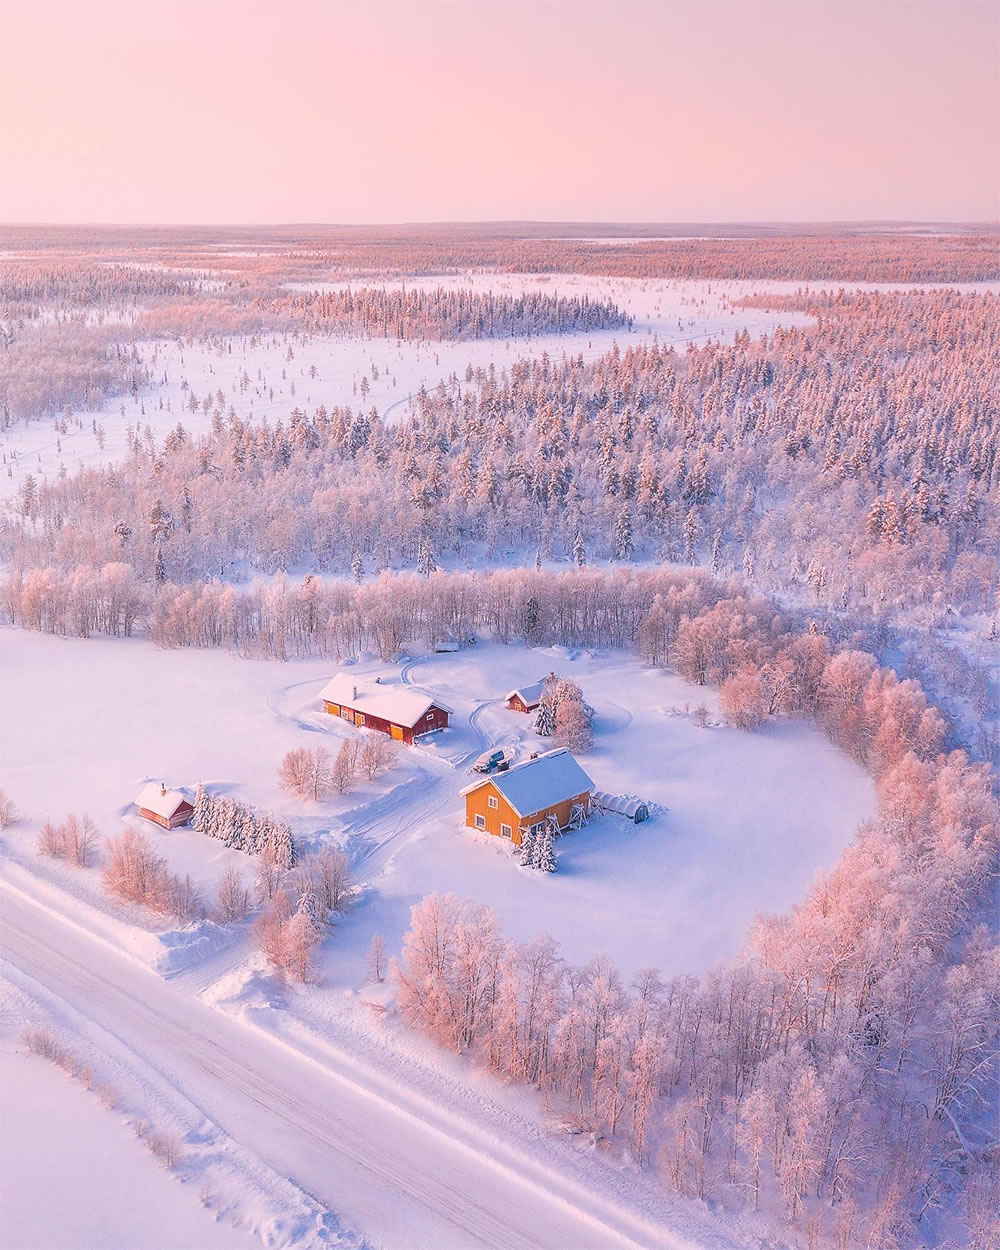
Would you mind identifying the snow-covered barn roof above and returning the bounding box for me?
[460,749,594,818]
[504,679,548,706]
[319,673,452,729]
[134,782,191,820]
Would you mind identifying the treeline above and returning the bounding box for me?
[395,615,1000,1249]
[5,289,997,616]
[0,323,150,426]
[270,285,631,340]
[192,784,295,868]
[5,227,997,282]
[8,564,993,770]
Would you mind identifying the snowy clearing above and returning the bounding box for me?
[1,627,872,984]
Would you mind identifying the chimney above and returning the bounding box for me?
[160,783,166,796]
[352,685,358,701]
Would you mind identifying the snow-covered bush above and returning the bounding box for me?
[37,813,99,866]
[0,789,19,829]
[278,746,332,801]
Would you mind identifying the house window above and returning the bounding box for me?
[488,795,498,809]
[474,813,486,829]
[500,823,512,839]
[531,821,545,836]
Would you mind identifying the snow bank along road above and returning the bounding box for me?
[1,883,711,1250]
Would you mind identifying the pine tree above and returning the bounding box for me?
[351,551,365,584]
[573,530,586,568]
[271,820,295,869]
[417,536,437,576]
[193,783,210,832]
[683,508,699,564]
[613,504,633,561]
[519,827,537,866]
[535,698,556,737]
[535,829,557,873]
[866,496,886,541]
[154,545,167,585]
[743,546,755,581]
[251,811,272,856]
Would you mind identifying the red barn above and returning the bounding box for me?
[134,782,194,830]
[504,676,551,714]
[320,673,452,744]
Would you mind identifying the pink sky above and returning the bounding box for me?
[1,0,997,224]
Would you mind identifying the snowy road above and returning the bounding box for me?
[1,883,700,1250]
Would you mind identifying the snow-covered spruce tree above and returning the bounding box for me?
[534,697,556,737]
[417,536,437,576]
[251,811,272,856]
[216,796,238,845]
[193,782,210,832]
[235,802,259,852]
[535,829,557,873]
[351,551,365,584]
[270,819,295,869]
[613,504,633,561]
[573,530,586,568]
[683,508,699,564]
[518,827,537,867]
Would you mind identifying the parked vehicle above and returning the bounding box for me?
[473,746,515,773]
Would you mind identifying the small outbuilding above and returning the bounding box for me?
[460,748,595,847]
[320,673,452,744]
[591,790,651,823]
[134,782,194,830]
[504,675,552,714]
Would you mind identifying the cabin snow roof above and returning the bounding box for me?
[460,749,594,819]
[320,672,452,729]
[134,782,191,820]
[505,679,548,706]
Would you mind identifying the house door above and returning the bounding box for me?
[390,725,404,741]
[355,712,365,727]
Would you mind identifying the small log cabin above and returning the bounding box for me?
[460,748,595,847]
[504,676,552,714]
[319,673,452,745]
[134,782,194,830]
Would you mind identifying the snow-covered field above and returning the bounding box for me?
[1,624,873,1248]
[0,1001,257,1250]
[0,629,873,980]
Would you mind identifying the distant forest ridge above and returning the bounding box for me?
[2,224,998,283]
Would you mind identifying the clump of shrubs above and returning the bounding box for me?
[278,734,397,802]
[102,825,204,922]
[37,813,100,867]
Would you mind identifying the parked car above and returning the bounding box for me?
[433,638,460,653]
[473,746,514,773]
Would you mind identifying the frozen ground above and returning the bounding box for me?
[0,1017,257,1250]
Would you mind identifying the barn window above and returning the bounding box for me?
[500,823,512,839]
[474,814,486,829]
[488,796,498,809]
[425,712,434,720]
